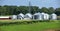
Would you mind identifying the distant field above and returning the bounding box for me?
[0,20,60,31]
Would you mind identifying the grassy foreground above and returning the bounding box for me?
[0,20,60,31]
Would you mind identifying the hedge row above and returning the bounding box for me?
[0,20,50,26]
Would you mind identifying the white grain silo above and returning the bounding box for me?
[50,13,57,20]
[17,13,24,20]
[24,13,32,20]
[33,12,42,20]
[11,15,17,20]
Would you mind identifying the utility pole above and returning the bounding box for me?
[29,1,31,13]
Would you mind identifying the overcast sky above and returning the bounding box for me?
[0,0,60,8]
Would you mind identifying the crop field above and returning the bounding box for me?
[0,20,60,31]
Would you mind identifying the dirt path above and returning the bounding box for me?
[44,29,60,31]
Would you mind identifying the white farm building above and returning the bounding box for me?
[24,13,32,20]
[33,12,42,20]
[17,13,24,20]
[50,13,57,20]
[0,13,57,20]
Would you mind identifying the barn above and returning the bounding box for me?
[0,16,11,20]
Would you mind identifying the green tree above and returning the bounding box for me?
[41,7,49,13]
[31,6,39,14]
[48,7,55,14]
[55,8,60,16]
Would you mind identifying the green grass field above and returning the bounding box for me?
[0,20,60,31]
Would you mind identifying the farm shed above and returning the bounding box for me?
[41,12,50,20]
[33,12,42,20]
[17,13,24,20]
[11,15,17,20]
[41,12,46,20]
[24,13,32,20]
[44,13,49,20]
[50,13,57,20]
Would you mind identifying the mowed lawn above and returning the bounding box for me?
[0,20,60,31]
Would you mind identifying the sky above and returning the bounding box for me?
[0,0,60,8]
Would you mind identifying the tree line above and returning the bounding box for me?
[0,5,60,16]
